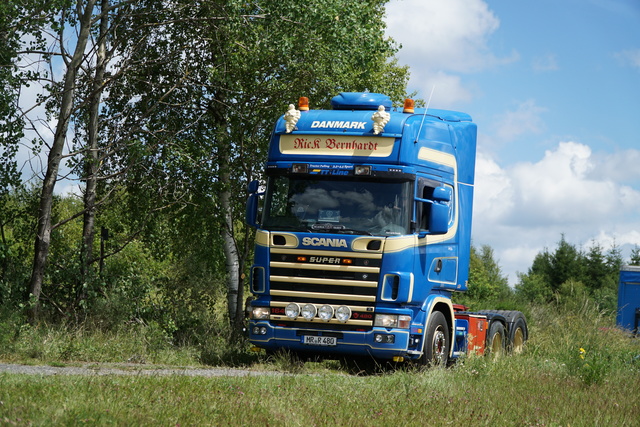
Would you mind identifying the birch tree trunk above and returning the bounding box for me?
[80,0,109,290]
[28,0,96,322]
[219,151,243,326]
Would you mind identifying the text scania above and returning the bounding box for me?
[311,121,366,129]
[302,237,348,248]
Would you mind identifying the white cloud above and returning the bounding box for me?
[532,54,559,72]
[590,149,640,184]
[507,142,638,226]
[473,152,513,222]
[386,0,501,71]
[492,100,546,143]
[614,49,640,70]
[472,141,640,284]
[385,0,517,104]
[410,70,474,108]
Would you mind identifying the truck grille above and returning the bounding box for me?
[267,248,382,327]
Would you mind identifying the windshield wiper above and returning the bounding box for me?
[335,227,372,236]
[264,224,311,232]
[311,223,372,235]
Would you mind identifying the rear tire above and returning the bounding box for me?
[486,321,505,359]
[508,317,527,354]
[420,311,450,367]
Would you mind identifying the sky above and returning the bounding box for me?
[15,0,640,285]
[385,0,640,284]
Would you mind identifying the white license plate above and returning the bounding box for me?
[302,335,337,346]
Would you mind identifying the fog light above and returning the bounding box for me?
[301,304,317,320]
[252,326,261,335]
[336,306,351,323]
[285,303,300,319]
[259,326,267,335]
[318,305,334,322]
[374,334,395,344]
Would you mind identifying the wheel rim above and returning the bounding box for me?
[432,327,446,364]
[491,332,503,357]
[512,327,524,354]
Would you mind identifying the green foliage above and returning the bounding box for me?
[630,244,640,266]
[1,303,639,426]
[515,234,627,312]
[465,244,512,302]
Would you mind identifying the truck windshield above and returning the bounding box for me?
[262,175,412,236]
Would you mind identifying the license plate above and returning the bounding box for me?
[302,335,337,346]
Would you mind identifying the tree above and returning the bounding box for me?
[0,2,24,199]
[630,245,640,266]
[107,0,410,328]
[11,0,410,329]
[27,0,99,321]
[16,0,153,320]
[467,245,510,300]
[516,235,624,311]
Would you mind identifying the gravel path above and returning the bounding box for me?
[0,363,282,377]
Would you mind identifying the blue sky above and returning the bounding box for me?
[386,0,640,284]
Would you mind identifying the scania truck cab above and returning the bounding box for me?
[245,92,527,364]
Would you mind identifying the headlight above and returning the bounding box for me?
[285,303,300,319]
[374,314,411,329]
[301,304,317,320]
[318,305,334,322]
[336,305,351,323]
[252,307,270,320]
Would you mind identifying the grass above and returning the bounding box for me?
[1,359,639,425]
[1,299,640,425]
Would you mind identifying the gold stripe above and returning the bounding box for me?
[269,261,379,274]
[271,247,382,259]
[418,147,456,168]
[255,230,270,246]
[271,289,376,302]
[271,275,377,288]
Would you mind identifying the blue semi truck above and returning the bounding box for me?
[617,266,640,335]
[245,92,527,365]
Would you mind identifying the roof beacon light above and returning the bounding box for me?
[403,98,415,114]
[298,97,309,111]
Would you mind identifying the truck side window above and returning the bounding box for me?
[417,178,454,231]
[420,186,435,231]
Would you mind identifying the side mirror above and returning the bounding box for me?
[248,180,260,194]
[429,203,449,234]
[416,186,452,237]
[433,186,452,202]
[429,186,451,234]
[246,180,262,228]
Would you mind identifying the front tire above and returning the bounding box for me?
[420,311,450,366]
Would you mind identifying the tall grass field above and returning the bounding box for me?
[1,302,639,425]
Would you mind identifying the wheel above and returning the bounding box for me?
[508,317,527,354]
[420,311,450,366]
[477,310,528,355]
[486,321,505,359]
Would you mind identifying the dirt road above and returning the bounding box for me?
[0,362,282,377]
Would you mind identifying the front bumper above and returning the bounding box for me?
[248,320,416,360]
